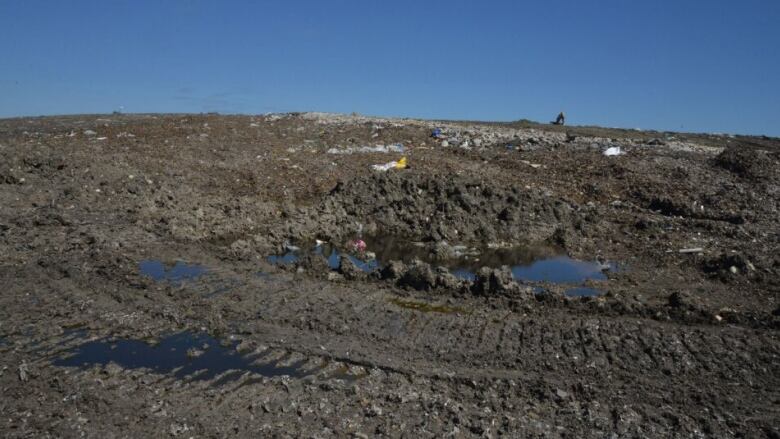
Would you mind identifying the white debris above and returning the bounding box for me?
[603,146,624,156]
[327,144,404,155]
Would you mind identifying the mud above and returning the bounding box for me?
[0,113,778,437]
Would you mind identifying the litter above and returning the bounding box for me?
[327,144,404,155]
[432,128,443,138]
[349,239,367,253]
[283,241,300,252]
[603,146,624,156]
[371,156,407,171]
[679,247,704,254]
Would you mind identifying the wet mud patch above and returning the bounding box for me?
[139,260,207,283]
[54,332,312,383]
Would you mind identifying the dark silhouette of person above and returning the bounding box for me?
[554,112,565,125]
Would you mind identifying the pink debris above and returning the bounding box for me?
[350,239,367,253]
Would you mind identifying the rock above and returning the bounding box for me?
[471,266,522,296]
[327,272,344,282]
[397,260,437,291]
[365,405,382,417]
[18,362,28,382]
[702,253,752,279]
[380,260,406,281]
[431,241,456,260]
[555,389,569,399]
[441,140,449,147]
[229,239,252,259]
[435,267,462,290]
[338,257,366,281]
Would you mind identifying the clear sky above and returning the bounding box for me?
[1,1,778,135]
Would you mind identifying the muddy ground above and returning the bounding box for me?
[0,112,778,438]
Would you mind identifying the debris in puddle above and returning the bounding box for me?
[54,332,312,383]
[138,260,206,283]
[268,237,615,285]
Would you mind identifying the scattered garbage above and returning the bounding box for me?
[83,130,96,136]
[431,128,443,138]
[603,146,624,156]
[327,144,404,155]
[679,247,704,254]
[371,156,407,172]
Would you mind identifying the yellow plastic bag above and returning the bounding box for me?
[394,156,407,169]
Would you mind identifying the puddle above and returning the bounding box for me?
[139,260,206,283]
[564,287,605,298]
[389,298,468,314]
[54,332,312,383]
[268,237,615,285]
[510,256,608,283]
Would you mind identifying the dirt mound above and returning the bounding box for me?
[714,146,778,179]
[309,172,576,244]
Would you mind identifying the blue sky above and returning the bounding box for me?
[1,1,778,135]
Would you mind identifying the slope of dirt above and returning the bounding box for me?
[0,113,778,437]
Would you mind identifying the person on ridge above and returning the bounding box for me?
[553,112,565,125]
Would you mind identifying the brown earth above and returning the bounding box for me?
[0,113,778,438]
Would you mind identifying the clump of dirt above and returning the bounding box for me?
[470,266,529,297]
[701,252,756,280]
[714,146,778,179]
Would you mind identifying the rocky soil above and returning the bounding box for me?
[0,113,778,437]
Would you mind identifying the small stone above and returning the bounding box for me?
[556,389,569,399]
[729,266,738,274]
